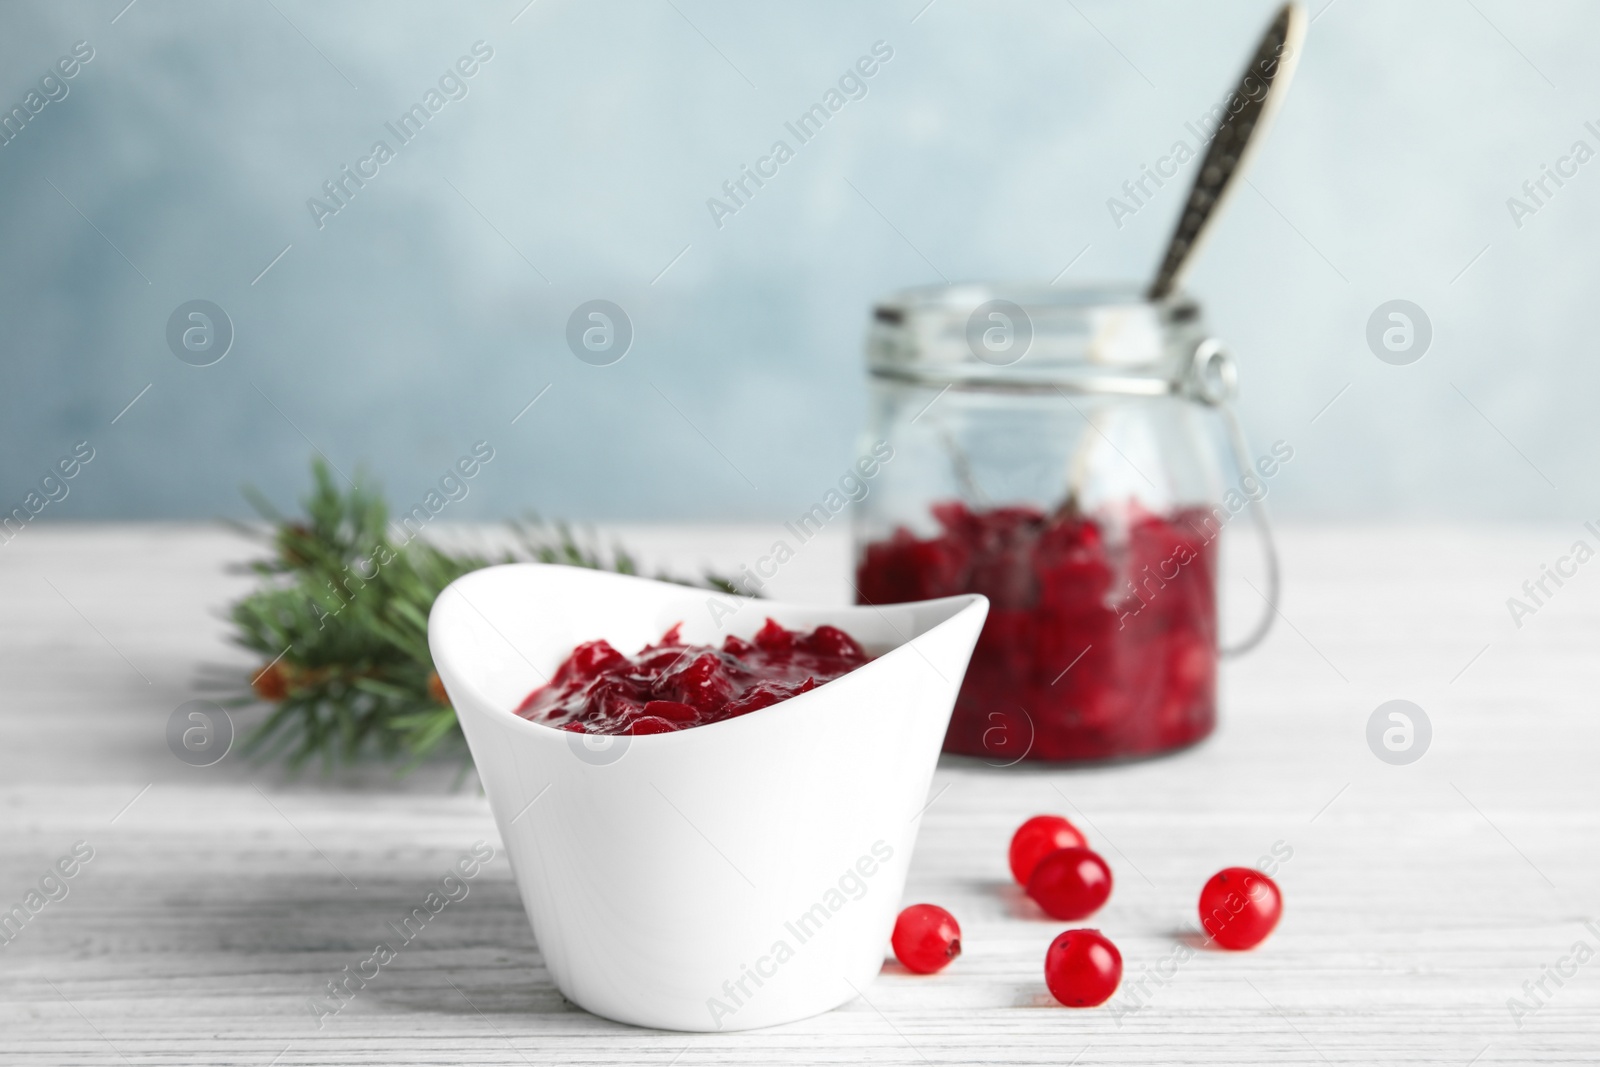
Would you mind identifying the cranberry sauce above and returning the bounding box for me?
[516,619,869,735]
[856,501,1217,762]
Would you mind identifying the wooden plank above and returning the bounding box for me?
[0,524,1595,1064]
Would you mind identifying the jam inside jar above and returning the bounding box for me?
[853,285,1275,764]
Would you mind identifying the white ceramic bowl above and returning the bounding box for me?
[428,563,987,1032]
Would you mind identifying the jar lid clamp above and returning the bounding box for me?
[1186,338,1238,406]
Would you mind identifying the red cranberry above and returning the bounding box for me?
[754,617,795,652]
[1198,867,1282,950]
[662,651,734,712]
[804,624,866,660]
[559,639,626,683]
[641,699,698,724]
[1026,847,1112,921]
[628,716,676,735]
[890,904,961,974]
[1044,928,1122,1007]
[1008,815,1087,885]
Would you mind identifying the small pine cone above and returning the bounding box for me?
[427,671,450,707]
[252,661,291,701]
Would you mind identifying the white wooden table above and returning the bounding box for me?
[1,523,1595,1064]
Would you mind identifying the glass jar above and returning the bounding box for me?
[853,284,1277,764]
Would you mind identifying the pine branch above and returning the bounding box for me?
[228,457,745,775]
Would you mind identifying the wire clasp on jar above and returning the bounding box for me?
[1183,337,1239,407]
[1184,336,1280,657]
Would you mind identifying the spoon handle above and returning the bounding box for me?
[1146,2,1307,302]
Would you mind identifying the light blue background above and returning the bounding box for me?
[0,0,1589,521]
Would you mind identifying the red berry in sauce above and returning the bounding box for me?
[856,501,1219,762]
[639,699,696,724]
[1025,847,1112,921]
[627,716,676,735]
[1198,867,1282,950]
[1044,928,1122,1007]
[890,904,962,974]
[516,619,868,734]
[660,652,730,711]
[1008,815,1087,885]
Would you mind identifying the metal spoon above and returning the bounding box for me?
[1139,4,1304,657]
[1147,2,1307,301]
[940,4,1308,508]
